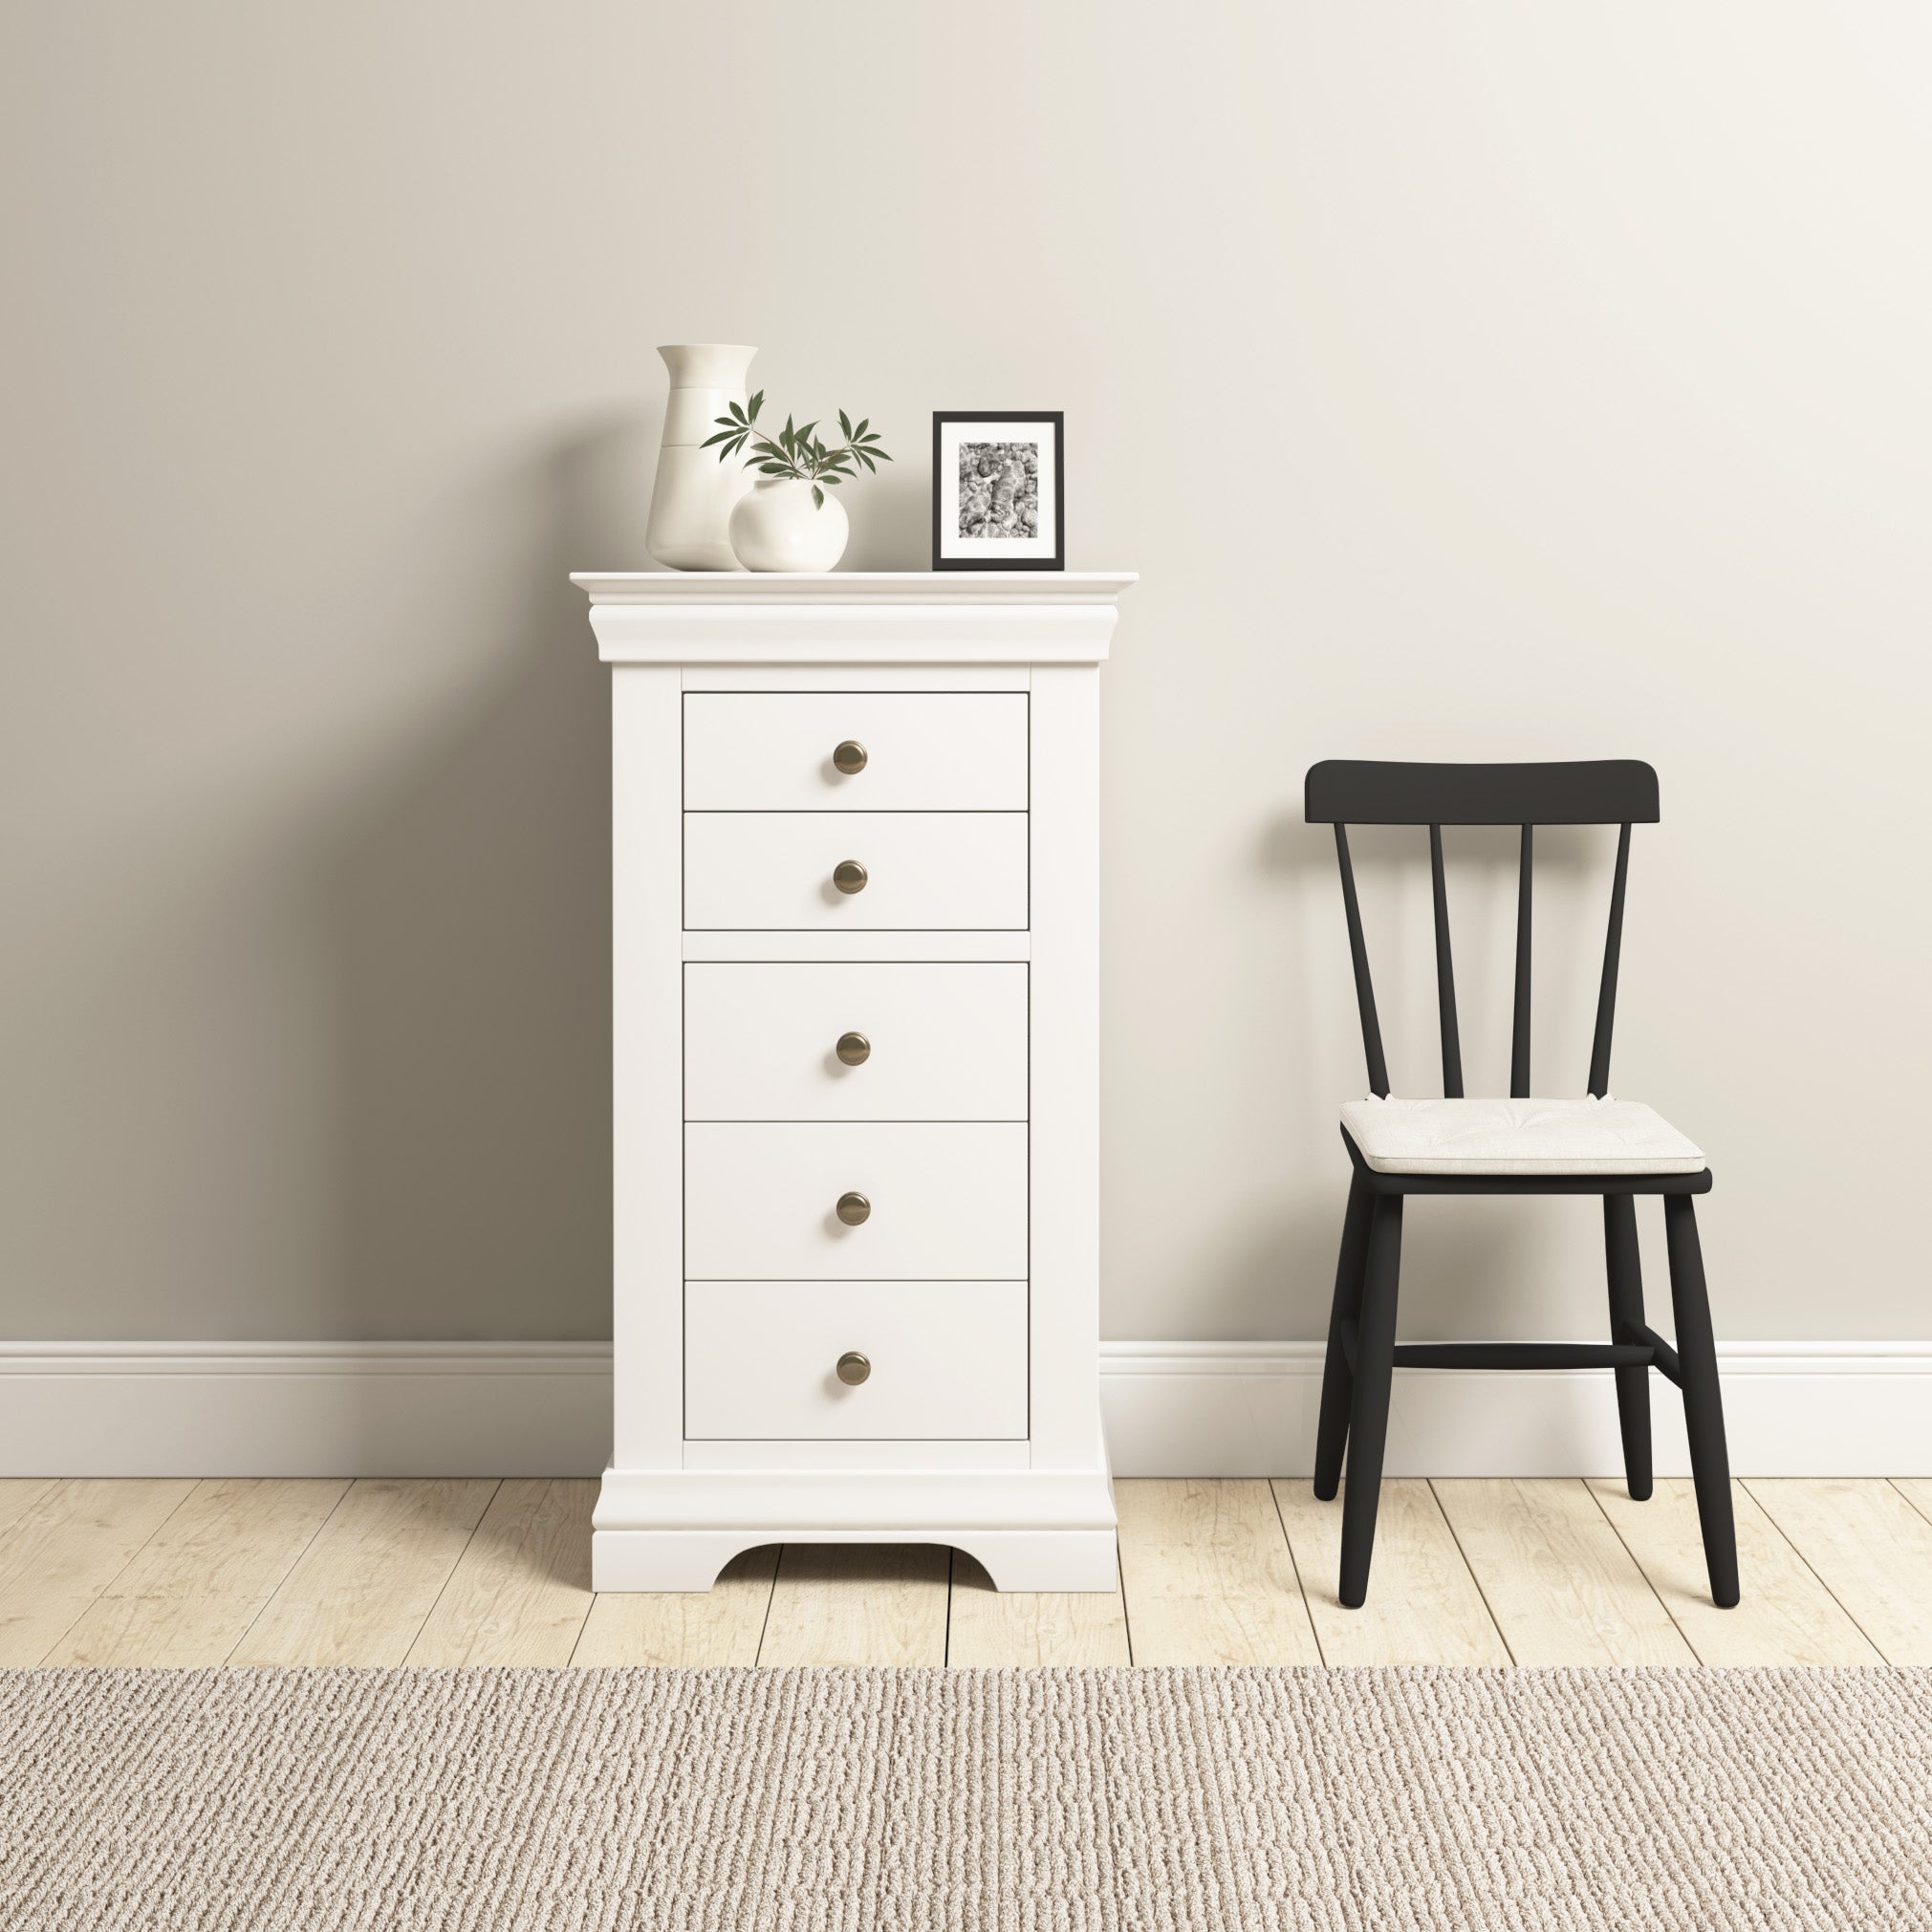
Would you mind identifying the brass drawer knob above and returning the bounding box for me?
[836,1190,871,1226]
[836,1031,871,1066]
[833,740,868,775]
[833,859,868,895]
[836,1351,871,1386]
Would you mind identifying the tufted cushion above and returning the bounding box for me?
[1339,1096,1706,1176]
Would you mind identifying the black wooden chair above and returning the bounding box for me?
[1305,760,1739,1611]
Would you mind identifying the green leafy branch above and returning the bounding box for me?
[703,393,893,510]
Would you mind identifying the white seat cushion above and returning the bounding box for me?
[1339,1096,1705,1176]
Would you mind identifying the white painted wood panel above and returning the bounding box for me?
[684,665,1028,693]
[1026,662,1100,1467]
[683,813,1028,930]
[684,1122,1028,1279]
[683,693,1027,811]
[612,666,686,1472]
[681,930,1028,964]
[684,1282,1028,1440]
[684,963,1027,1120]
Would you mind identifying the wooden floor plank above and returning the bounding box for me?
[756,1544,950,1667]
[1114,1479,1318,1666]
[572,1547,780,1667]
[944,1552,1131,1667]
[46,1479,348,1667]
[0,1479,196,1665]
[1743,1479,1932,1665]
[1433,1479,1695,1666]
[405,1480,597,1667]
[0,1480,58,1539]
[228,1478,497,1667]
[1273,1479,1510,1665]
[1589,1479,1883,1666]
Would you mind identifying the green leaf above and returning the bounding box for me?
[727,401,746,424]
[747,391,764,420]
[813,486,824,510]
[869,447,894,462]
[854,449,875,471]
[700,429,736,447]
[758,461,792,475]
[838,409,853,440]
[855,419,868,438]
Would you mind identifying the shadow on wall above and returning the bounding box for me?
[839,464,928,571]
[322,416,651,1341]
[313,419,930,1344]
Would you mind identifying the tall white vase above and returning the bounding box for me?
[645,344,757,571]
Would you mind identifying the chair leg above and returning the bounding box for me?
[1603,1193,1653,1501]
[1664,1194,1740,1608]
[1338,1193,1402,1609]
[1313,1173,1374,1501]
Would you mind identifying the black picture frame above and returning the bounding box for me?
[931,411,1065,571]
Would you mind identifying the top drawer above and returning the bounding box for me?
[684,693,1027,811]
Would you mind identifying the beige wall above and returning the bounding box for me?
[3,5,1926,1342]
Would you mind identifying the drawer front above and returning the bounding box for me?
[684,1281,1028,1440]
[684,964,1027,1121]
[684,812,1027,930]
[684,1122,1027,1279]
[684,692,1027,811]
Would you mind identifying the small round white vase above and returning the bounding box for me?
[727,478,850,573]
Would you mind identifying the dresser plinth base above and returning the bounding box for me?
[592,1465,1118,1593]
[593,1527,1118,1594]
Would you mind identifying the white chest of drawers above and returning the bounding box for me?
[575,571,1132,1592]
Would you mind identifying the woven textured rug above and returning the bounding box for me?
[1,1667,1927,1929]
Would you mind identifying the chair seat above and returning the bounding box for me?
[1339,1096,1705,1175]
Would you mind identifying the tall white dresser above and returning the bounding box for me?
[575,571,1132,1592]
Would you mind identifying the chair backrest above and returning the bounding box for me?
[1303,760,1661,1100]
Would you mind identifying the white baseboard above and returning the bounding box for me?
[1098,1342,1932,1478]
[0,1339,1926,1478]
[0,1344,613,1479]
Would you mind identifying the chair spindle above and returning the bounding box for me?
[1510,824,1533,1096]
[1589,822,1632,1097]
[1428,824,1464,1097]
[1334,824,1390,1097]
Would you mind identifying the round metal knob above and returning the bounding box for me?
[833,859,868,895]
[836,1191,871,1226]
[836,1351,871,1386]
[836,1031,871,1066]
[833,740,868,775]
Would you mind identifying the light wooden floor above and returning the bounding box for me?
[3,1477,1927,1669]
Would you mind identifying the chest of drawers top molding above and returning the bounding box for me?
[575,571,1136,663]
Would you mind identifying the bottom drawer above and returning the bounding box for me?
[684,1282,1027,1441]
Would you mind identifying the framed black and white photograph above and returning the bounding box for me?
[931,411,1064,571]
